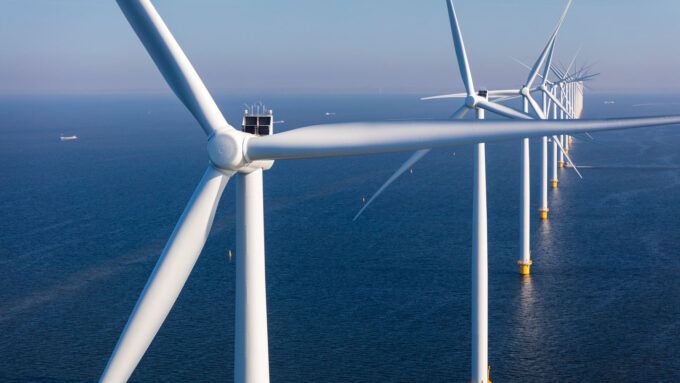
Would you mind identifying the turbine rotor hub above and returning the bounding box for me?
[207,129,248,171]
[520,87,530,96]
[465,95,477,108]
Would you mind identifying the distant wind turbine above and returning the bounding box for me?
[353,1,533,222]
[421,0,574,275]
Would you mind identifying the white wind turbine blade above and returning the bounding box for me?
[476,98,533,120]
[421,92,468,100]
[511,57,552,85]
[354,104,469,221]
[117,0,231,135]
[551,65,566,82]
[362,2,475,222]
[446,0,475,97]
[565,46,582,78]
[520,1,570,119]
[552,135,582,178]
[492,95,522,103]
[486,90,522,96]
[525,41,553,90]
[552,0,572,41]
[544,88,574,118]
[243,116,680,161]
[526,94,547,119]
[511,56,533,71]
[100,166,231,383]
[353,149,430,221]
[449,104,471,119]
[525,0,572,89]
[422,90,519,101]
[490,95,522,102]
[540,34,557,87]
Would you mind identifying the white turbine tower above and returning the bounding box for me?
[480,1,584,274]
[551,81,561,188]
[539,57,591,216]
[100,1,680,382]
[352,3,532,376]
[507,1,570,275]
[537,33,575,220]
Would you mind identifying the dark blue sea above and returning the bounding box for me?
[0,93,679,382]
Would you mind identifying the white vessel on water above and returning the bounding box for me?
[60,135,78,141]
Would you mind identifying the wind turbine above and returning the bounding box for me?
[353,0,533,222]
[427,0,573,274]
[511,55,583,185]
[354,1,578,222]
[100,1,680,382]
[350,3,529,377]
[537,48,594,218]
[536,9,571,221]
[421,0,574,273]
[509,55,581,191]
[491,1,572,276]
[351,3,571,378]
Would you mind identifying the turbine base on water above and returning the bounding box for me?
[551,179,559,189]
[518,260,533,275]
[538,208,549,220]
[559,161,565,168]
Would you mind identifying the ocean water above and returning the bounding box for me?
[0,93,679,382]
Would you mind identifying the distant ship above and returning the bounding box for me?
[604,100,615,104]
[60,135,78,141]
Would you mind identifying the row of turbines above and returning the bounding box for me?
[98,1,680,382]
[355,0,596,381]
[357,0,594,276]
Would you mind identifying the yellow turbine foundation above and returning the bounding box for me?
[559,161,564,168]
[565,149,569,154]
[518,260,532,275]
[538,208,548,220]
[569,137,573,144]
[551,179,558,188]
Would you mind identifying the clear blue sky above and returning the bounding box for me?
[1,0,679,95]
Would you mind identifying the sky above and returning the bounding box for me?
[1,0,679,95]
